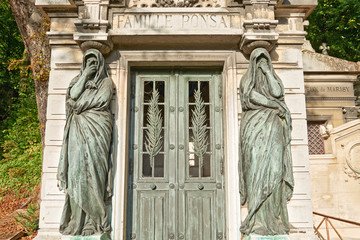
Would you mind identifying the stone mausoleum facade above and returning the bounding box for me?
[34,0,360,239]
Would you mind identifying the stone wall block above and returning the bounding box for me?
[44,120,66,146]
[43,146,62,173]
[40,172,65,201]
[287,199,314,229]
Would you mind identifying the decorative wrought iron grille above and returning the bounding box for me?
[307,121,326,155]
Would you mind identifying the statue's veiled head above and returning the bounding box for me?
[81,49,109,85]
[85,55,98,68]
[248,48,274,77]
[249,48,271,68]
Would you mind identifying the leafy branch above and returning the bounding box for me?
[191,89,208,168]
[15,202,39,234]
[145,89,163,168]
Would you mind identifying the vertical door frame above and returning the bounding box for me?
[111,50,241,240]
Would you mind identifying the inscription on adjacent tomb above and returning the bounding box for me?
[305,83,354,97]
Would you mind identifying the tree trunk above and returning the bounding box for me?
[8,0,50,148]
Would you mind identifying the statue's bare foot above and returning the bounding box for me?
[82,228,96,236]
[61,228,72,235]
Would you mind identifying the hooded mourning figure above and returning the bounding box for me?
[239,48,294,236]
[57,49,114,236]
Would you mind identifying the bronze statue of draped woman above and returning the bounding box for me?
[57,49,114,236]
[239,48,294,236]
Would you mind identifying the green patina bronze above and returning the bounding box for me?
[69,232,111,240]
[239,48,294,236]
[57,49,114,237]
[243,235,290,240]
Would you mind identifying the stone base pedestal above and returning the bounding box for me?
[61,233,110,240]
[244,235,290,240]
[35,231,112,240]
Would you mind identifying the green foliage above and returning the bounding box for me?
[0,64,42,197]
[0,0,25,122]
[0,0,41,198]
[15,202,39,234]
[306,0,360,62]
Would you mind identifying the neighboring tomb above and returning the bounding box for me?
[303,45,360,238]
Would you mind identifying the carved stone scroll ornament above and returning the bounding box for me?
[57,49,114,238]
[344,141,360,180]
[239,48,294,237]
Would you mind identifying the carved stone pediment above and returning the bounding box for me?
[128,0,222,7]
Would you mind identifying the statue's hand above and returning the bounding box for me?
[259,61,270,74]
[277,106,286,118]
[57,180,66,193]
[83,65,97,79]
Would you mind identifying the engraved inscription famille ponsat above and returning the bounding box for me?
[112,13,243,31]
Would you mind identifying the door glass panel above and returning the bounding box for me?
[144,80,165,103]
[142,154,152,177]
[188,81,209,102]
[154,154,165,177]
[200,81,210,102]
[155,81,165,103]
[202,153,211,177]
[188,150,199,178]
[187,80,212,178]
[142,80,166,178]
[142,154,165,178]
[188,81,199,103]
[143,81,153,103]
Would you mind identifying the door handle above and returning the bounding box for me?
[150,184,157,190]
[198,184,204,190]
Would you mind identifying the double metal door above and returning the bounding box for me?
[127,69,225,240]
